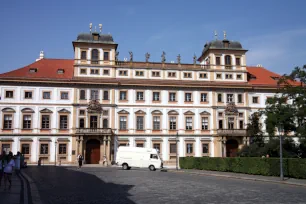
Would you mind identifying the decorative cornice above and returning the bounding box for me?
[168,110,179,115]
[184,110,195,115]
[58,108,71,113]
[118,110,130,114]
[40,108,53,113]
[21,108,35,113]
[1,108,16,113]
[135,110,146,115]
[151,110,163,115]
[199,111,211,115]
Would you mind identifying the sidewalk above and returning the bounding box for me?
[168,169,306,187]
[0,173,23,204]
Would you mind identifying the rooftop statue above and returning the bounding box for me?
[129,51,133,62]
[161,51,166,63]
[145,52,150,63]
[177,54,181,64]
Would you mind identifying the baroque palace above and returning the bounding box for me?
[0,24,281,165]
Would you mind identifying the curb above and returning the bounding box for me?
[18,172,29,204]
[21,171,43,204]
[168,170,306,187]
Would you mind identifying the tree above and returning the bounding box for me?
[247,112,264,145]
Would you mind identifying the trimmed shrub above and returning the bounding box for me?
[179,157,306,179]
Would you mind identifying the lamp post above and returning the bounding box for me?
[279,124,284,180]
[54,141,57,166]
[176,131,179,170]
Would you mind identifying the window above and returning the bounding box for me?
[169,92,176,102]
[90,69,99,75]
[103,91,109,100]
[170,144,177,153]
[81,51,87,60]
[135,71,144,76]
[103,52,109,61]
[40,144,49,154]
[61,92,69,100]
[201,117,209,130]
[217,93,223,102]
[202,144,209,154]
[199,73,207,78]
[24,91,32,99]
[185,117,193,130]
[218,112,223,117]
[185,93,192,102]
[90,90,99,100]
[228,117,235,129]
[136,143,144,147]
[236,58,241,66]
[90,116,98,128]
[5,91,13,98]
[169,117,177,130]
[41,115,50,129]
[43,91,51,99]
[21,144,30,154]
[238,112,244,117]
[2,144,10,154]
[253,96,259,104]
[152,71,160,77]
[200,93,207,102]
[91,49,99,64]
[23,115,31,129]
[153,92,160,101]
[79,118,85,128]
[119,70,128,76]
[227,94,234,103]
[153,116,160,130]
[168,72,176,77]
[186,143,193,154]
[136,116,144,130]
[218,120,223,129]
[59,144,67,154]
[184,73,192,78]
[80,69,87,74]
[238,94,243,103]
[216,57,221,65]
[103,110,109,116]
[225,74,233,79]
[80,90,86,100]
[225,55,231,66]
[239,120,244,129]
[3,114,13,129]
[29,68,37,73]
[237,74,242,80]
[150,154,158,159]
[103,119,108,128]
[79,110,85,115]
[119,116,127,130]
[153,143,160,152]
[60,115,68,129]
[119,91,127,100]
[103,69,109,75]
[216,74,222,79]
[57,69,64,74]
[136,92,144,101]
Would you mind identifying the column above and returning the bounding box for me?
[99,138,104,165]
[107,136,111,164]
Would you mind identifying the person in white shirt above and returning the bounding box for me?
[4,153,15,189]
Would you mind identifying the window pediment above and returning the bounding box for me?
[21,108,35,113]
[184,111,195,115]
[1,108,15,113]
[200,111,211,115]
[118,110,129,114]
[58,109,71,114]
[40,108,53,113]
[135,110,146,115]
[151,110,163,115]
[168,110,179,115]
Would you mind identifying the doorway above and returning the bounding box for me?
[226,139,239,157]
[85,139,100,164]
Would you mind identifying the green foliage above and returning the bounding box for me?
[247,112,264,145]
[179,157,306,179]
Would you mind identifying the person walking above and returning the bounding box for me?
[3,152,15,189]
[14,152,21,175]
[0,152,5,187]
[77,154,83,169]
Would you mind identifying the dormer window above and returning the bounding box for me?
[271,76,280,80]
[29,68,37,73]
[57,69,65,74]
[93,34,99,41]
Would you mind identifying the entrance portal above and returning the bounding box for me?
[226,139,239,157]
[85,139,100,164]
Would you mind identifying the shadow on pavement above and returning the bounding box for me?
[24,166,135,204]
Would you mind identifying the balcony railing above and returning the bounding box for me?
[76,128,113,135]
[217,129,247,136]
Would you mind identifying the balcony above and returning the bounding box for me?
[76,128,113,135]
[217,129,247,136]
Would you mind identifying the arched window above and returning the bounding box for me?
[103,119,108,128]
[225,55,231,66]
[91,49,99,64]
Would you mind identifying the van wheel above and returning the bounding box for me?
[149,165,156,171]
[122,163,129,170]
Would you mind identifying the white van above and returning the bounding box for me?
[116,146,163,171]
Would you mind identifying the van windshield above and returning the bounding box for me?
[150,154,158,159]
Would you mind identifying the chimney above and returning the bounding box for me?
[36,51,45,61]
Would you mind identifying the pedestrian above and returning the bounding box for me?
[77,154,83,169]
[3,153,15,189]
[103,155,107,166]
[14,152,21,175]
[0,152,5,186]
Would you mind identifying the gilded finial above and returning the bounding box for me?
[214,30,218,40]
[89,23,92,33]
[223,31,227,39]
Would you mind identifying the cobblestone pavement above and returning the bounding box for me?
[24,166,306,204]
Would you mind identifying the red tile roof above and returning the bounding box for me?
[0,58,297,88]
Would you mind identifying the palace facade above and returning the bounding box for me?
[0,26,282,166]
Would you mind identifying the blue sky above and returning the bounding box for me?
[0,0,306,75]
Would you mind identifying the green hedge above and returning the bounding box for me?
[179,157,306,179]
